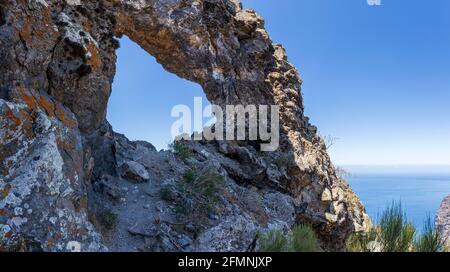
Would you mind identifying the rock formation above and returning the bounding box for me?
[437,195,450,246]
[0,0,370,252]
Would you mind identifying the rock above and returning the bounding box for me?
[119,161,150,182]
[436,195,450,246]
[0,0,370,251]
[0,93,105,252]
[321,188,333,202]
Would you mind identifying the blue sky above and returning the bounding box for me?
[108,0,450,166]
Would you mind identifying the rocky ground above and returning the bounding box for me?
[90,129,298,252]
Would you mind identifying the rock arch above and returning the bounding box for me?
[0,0,370,251]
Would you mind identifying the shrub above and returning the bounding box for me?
[414,215,445,252]
[99,208,118,230]
[172,167,224,229]
[378,202,415,252]
[291,225,321,252]
[346,228,378,252]
[274,156,290,168]
[258,229,290,252]
[160,185,176,202]
[168,141,191,162]
[180,168,224,213]
[258,225,320,252]
[347,202,445,252]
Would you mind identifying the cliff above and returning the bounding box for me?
[437,195,450,246]
[0,0,370,252]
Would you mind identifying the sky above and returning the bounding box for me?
[107,0,450,167]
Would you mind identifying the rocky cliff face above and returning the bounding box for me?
[437,195,450,246]
[0,0,370,252]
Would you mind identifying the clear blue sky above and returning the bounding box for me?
[108,0,450,166]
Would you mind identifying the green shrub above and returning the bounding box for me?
[99,208,118,230]
[168,141,192,162]
[171,167,224,229]
[346,228,378,252]
[414,215,445,252]
[183,169,196,183]
[160,185,176,202]
[258,225,320,252]
[347,202,446,252]
[378,202,415,252]
[180,168,224,213]
[258,229,290,252]
[274,156,290,168]
[291,225,321,252]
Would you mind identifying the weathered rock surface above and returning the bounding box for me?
[436,195,450,246]
[119,161,150,182]
[0,0,370,251]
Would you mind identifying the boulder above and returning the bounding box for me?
[119,161,150,182]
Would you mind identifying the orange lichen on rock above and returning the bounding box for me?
[4,107,21,127]
[18,109,35,139]
[85,42,102,70]
[18,87,37,110]
[55,103,77,129]
[39,95,56,118]
[16,4,56,48]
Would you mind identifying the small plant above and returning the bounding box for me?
[172,167,224,229]
[414,215,445,252]
[346,228,378,252]
[99,208,118,230]
[258,225,320,252]
[180,168,224,213]
[258,229,289,252]
[291,225,321,252]
[274,156,290,168]
[347,201,445,252]
[378,202,415,252]
[168,141,192,162]
[183,169,196,183]
[347,202,415,252]
[160,185,176,202]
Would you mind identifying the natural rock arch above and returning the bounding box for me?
[0,0,370,251]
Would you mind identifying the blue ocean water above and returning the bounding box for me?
[347,172,450,232]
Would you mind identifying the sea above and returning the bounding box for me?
[344,166,450,232]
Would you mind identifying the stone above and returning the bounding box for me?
[119,161,150,182]
[436,195,450,246]
[0,0,370,251]
[321,188,333,202]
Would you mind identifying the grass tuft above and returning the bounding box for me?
[99,208,118,230]
[258,229,289,252]
[258,225,320,252]
[347,201,445,252]
[168,141,192,162]
[414,215,446,252]
[291,225,321,252]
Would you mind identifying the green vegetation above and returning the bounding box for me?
[258,229,290,252]
[414,215,446,252]
[98,208,118,230]
[291,225,321,252]
[160,185,176,202]
[274,155,290,168]
[168,141,192,162]
[180,167,224,214]
[166,167,224,231]
[347,202,446,252]
[258,225,320,252]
